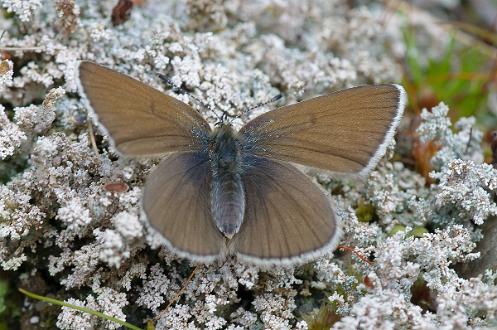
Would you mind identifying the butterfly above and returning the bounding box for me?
[78,61,405,265]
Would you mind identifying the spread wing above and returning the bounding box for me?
[142,152,224,262]
[240,85,405,175]
[78,61,210,157]
[233,156,340,265]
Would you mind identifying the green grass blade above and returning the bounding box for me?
[18,288,144,330]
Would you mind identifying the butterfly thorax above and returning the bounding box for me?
[209,125,246,239]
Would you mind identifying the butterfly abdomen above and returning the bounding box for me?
[211,173,245,238]
[209,125,245,238]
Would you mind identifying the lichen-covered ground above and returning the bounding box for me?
[1,0,497,329]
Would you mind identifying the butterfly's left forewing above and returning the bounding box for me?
[78,61,211,157]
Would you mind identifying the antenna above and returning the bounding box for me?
[219,93,282,124]
[158,74,214,111]
[158,73,282,124]
[246,94,282,112]
[158,74,232,125]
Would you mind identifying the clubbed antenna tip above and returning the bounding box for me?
[158,74,182,93]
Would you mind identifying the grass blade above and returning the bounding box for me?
[18,288,143,330]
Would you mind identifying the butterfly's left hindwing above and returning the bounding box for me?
[143,152,224,262]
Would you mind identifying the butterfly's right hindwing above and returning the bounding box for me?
[234,156,340,264]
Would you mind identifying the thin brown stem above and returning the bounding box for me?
[87,121,99,154]
[153,265,199,321]
[0,46,44,51]
[337,245,374,265]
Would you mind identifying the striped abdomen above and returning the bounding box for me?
[211,172,245,238]
[209,125,246,238]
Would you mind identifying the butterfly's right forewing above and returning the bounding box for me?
[143,152,224,262]
[239,85,405,175]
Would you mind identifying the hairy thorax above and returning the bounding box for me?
[208,125,246,238]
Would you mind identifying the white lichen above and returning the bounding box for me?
[1,0,42,22]
[1,1,496,329]
[0,105,26,159]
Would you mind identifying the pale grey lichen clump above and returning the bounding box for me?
[1,0,496,329]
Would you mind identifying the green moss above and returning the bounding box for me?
[408,226,429,238]
[389,224,407,236]
[355,201,375,223]
[389,225,429,238]
[2,10,15,19]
